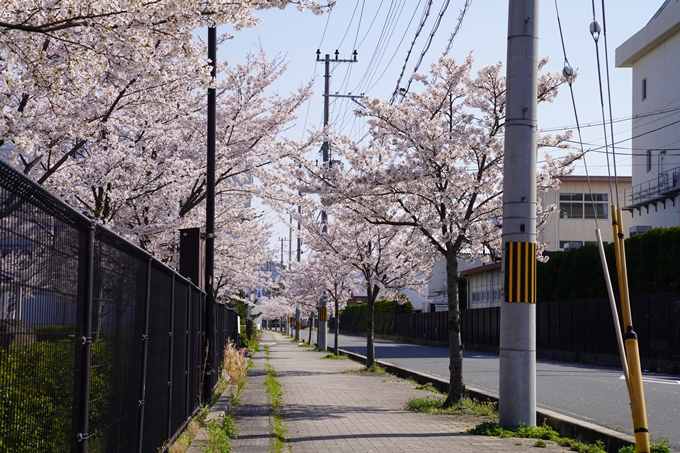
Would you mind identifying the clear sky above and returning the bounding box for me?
[207,0,664,258]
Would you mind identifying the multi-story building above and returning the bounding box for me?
[616,0,680,231]
[445,176,633,310]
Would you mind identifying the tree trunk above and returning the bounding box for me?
[443,247,465,407]
[334,298,339,355]
[308,313,313,345]
[366,285,376,367]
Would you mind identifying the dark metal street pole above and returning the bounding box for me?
[204,25,217,404]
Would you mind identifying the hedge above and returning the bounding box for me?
[339,298,414,333]
[537,226,680,302]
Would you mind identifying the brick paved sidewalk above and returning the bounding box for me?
[264,329,572,453]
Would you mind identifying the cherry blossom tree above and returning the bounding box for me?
[269,194,433,366]
[278,248,353,353]
[1,1,327,302]
[276,55,577,405]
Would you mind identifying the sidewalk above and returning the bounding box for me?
[264,330,573,453]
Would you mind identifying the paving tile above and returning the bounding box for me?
[264,330,573,453]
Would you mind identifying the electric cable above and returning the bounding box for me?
[397,0,452,103]
[389,0,432,103]
[600,0,621,206]
[441,0,472,58]
[554,0,600,229]
[590,0,615,206]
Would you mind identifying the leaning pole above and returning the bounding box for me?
[499,0,539,429]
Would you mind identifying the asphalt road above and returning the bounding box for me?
[328,333,680,451]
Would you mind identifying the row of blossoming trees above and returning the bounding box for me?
[1,1,328,302]
[2,1,578,407]
[261,56,579,406]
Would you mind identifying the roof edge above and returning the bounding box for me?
[616,1,680,68]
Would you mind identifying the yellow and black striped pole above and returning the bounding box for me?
[504,242,537,303]
[611,206,650,453]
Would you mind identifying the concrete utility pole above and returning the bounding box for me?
[314,50,357,351]
[499,0,539,429]
[204,25,217,405]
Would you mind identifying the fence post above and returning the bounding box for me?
[167,274,176,440]
[76,225,95,453]
[136,259,152,453]
[185,285,191,421]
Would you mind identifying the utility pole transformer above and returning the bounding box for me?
[315,49,357,350]
[499,0,539,429]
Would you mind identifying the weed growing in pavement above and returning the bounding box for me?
[467,420,615,453]
[323,354,348,360]
[265,361,289,453]
[199,415,239,453]
[356,363,387,374]
[619,441,670,453]
[166,407,210,453]
[404,396,497,417]
[414,382,438,392]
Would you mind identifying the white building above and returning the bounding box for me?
[616,0,680,231]
[445,176,632,310]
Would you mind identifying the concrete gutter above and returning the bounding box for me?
[337,348,636,453]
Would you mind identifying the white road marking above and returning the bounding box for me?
[620,375,680,385]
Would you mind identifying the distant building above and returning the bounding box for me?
[538,175,632,250]
[616,0,680,231]
[457,175,632,310]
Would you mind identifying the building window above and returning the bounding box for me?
[559,240,583,249]
[560,193,608,219]
[646,150,652,172]
[642,78,647,100]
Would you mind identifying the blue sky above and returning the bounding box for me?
[205,0,664,256]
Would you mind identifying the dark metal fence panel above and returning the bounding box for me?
[141,265,173,453]
[171,279,189,438]
[596,297,615,356]
[582,299,598,354]
[88,238,146,453]
[570,299,584,354]
[188,289,203,414]
[646,294,665,359]
[0,162,218,453]
[559,300,572,351]
[631,294,650,358]
[338,294,679,365]
[670,295,680,362]
[0,188,82,452]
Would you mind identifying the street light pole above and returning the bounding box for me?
[204,24,217,404]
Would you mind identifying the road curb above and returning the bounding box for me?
[337,348,636,453]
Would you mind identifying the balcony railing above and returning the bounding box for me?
[621,164,680,213]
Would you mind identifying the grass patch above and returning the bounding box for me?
[357,363,387,374]
[414,382,438,392]
[265,361,289,452]
[167,342,249,452]
[199,415,239,453]
[467,420,626,453]
[323,354,348,360]
[404,396,497,417]
[167,407,210,453]
[619,441,671,453]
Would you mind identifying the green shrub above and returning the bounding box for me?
[340,298,414,333]
[537,226,680,301]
